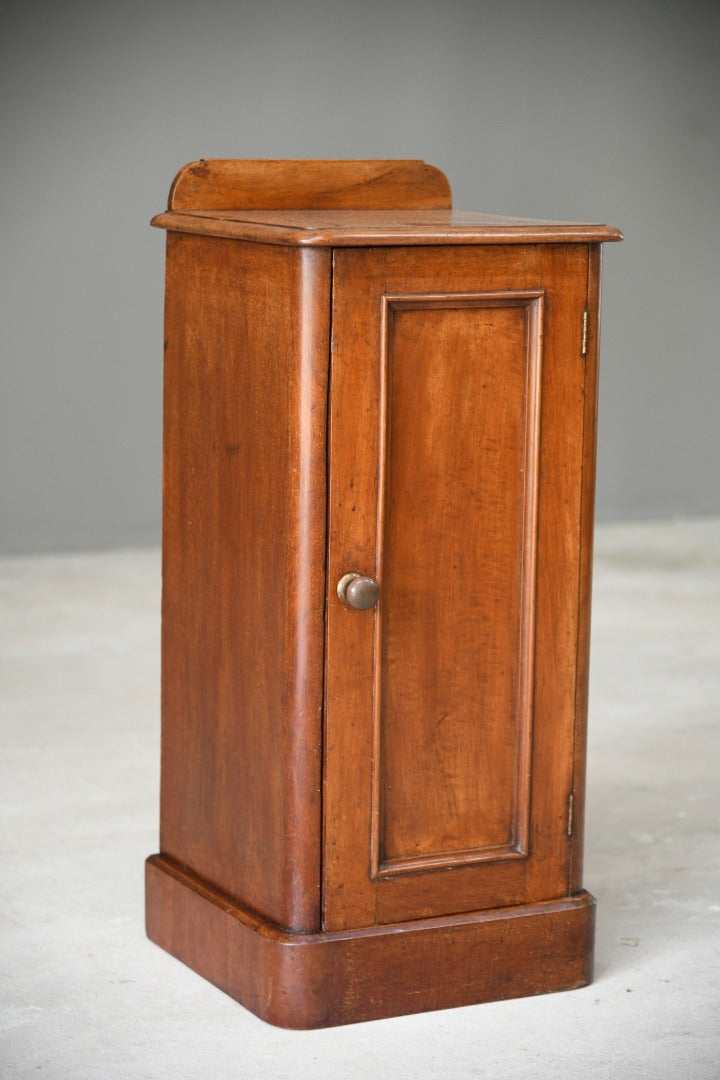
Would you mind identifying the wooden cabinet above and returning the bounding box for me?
[145,160,621,1028]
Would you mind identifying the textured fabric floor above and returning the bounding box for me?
[1,519,719,1079]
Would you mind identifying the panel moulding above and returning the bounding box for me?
[370,290,544,879]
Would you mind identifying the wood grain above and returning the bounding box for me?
[147,854,595,1029]
[568,244,603,893]
[152,207,623,247]
[373,293,542,876]
[167,159,452,211]
[148,159,620,1025]
[160,233,330,931]
[323,244,591,931]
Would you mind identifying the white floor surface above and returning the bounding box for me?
[1,518,719,1079]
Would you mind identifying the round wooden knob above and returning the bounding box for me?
[337,572,379,610]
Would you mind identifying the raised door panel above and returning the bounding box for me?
[323,245,591,931]
[377,293,541,876]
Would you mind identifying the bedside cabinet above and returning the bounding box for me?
[145,159,621,1028]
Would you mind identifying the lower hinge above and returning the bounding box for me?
[567,792,575,837]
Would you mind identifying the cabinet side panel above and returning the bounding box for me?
[159,234,329,931]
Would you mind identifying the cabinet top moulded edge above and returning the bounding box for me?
[152,160,622,247]
[151,208,623,247]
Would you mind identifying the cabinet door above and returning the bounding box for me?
[323,244,593,931]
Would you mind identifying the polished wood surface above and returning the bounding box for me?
[152,207,623,247]
[377,296,541,872]
[168,159,451,211]
[160,232,330,931]
[568,244,603,893]
[147,855,595,1029]
[323,245,591,931]
[147,159,620,1027]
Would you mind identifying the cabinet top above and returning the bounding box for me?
[152,208,622,246]
[152,160,622,246]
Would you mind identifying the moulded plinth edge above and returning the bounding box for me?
[145,854,595,1029]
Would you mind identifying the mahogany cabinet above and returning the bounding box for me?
[145,159,621,1028]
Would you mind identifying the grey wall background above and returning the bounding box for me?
[1,0,718,554]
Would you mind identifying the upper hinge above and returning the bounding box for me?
[581,310,589,358]
[567,792,575,837]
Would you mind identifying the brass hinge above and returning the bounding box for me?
[567,792,575,837]
[581,310,589,358]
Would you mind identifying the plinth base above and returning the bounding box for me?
[145,855,595,1029]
